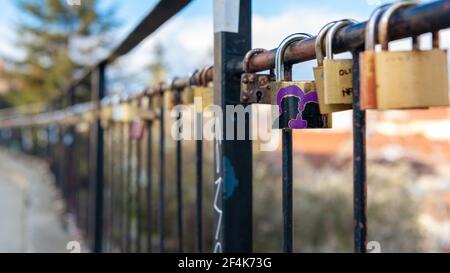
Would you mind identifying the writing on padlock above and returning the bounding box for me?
[314,20,354,114]
[272,33,331,130]
[323,19,357,105]
[240,48,273,104]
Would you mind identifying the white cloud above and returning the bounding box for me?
[109,5,363,91]
[0,24,24,61]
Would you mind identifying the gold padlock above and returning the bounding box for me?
[183,86,195,105]
[314,20,353,114]
[323,19,357,105]
[194,66,214,112]
[100,96,114,128]
[375,2,449,110]
[113,96,135,123]
[136,96,156,121]
[272,33,331,129]
[359,4,391,110]
[194,86,213,111]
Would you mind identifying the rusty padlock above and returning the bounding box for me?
[240,48,274,104]
[359,4,391,110]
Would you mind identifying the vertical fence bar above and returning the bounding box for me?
[195,111,203,253]
[113,122,121,252]
[352,49,367,253]
[135,108,143,253]
[213,0,253,253]
[104,124,111,252]
[108,123,115,252]
[146,97,153,253]
[120,121,127,252]
[174,88,184,253]
[91,62,106,253]
[158,89,166,253]
[126,120,133,253]
[282,129,293,253]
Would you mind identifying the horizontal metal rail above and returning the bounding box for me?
[241,0,450,73]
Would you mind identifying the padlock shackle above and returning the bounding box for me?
[365,3,392,51]
[379,1,418,51]
[325,19,358,60]
[275,33,312,81]
[315,21,338,67]
[243,48,267,73]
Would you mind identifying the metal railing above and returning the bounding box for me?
[0,0,449,253]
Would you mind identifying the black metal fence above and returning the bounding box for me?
[0,0,449,253]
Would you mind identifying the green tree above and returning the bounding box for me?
[148,42,167,85]
[3,0,118,106]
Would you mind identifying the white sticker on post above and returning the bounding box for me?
[214,0,240,33]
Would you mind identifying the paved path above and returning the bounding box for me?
[0,148,78,253]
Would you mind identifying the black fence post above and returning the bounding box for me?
[92,62,106,253]
[174,88,184,253]
[213,0,253,253]
[352,49,367,253]
[159,88,166,253]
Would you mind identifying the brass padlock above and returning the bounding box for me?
[100,96,114,128]
[194,66,213,112]
[136,96,156,121]
[314,20,353,114]
[183,86,195,105]
[194,86,213,111]
[359,4,391,110]
[271,33,331,129]
[323,19,357,105]
[240,48,274,104]
[113,95,135,123]
[374,2,449,109]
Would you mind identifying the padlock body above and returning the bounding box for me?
[240,73,272,104]
[323,59,354,104]
[270,81,332,129]
[113,103,134,122]
[313,66,352,114]
[183,86,195,105]
[194,86,214,111]
[100,106,113,128]
[359,51,377,110]
[130,118,146,140]
[375,49,449,109]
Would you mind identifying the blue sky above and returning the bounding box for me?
[0,0,448,92]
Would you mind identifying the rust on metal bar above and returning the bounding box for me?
[242,0,450,73]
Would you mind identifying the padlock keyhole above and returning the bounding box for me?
[256,91,263,103]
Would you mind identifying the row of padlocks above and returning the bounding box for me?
[2,2,447,134]
[240,1,449,130]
